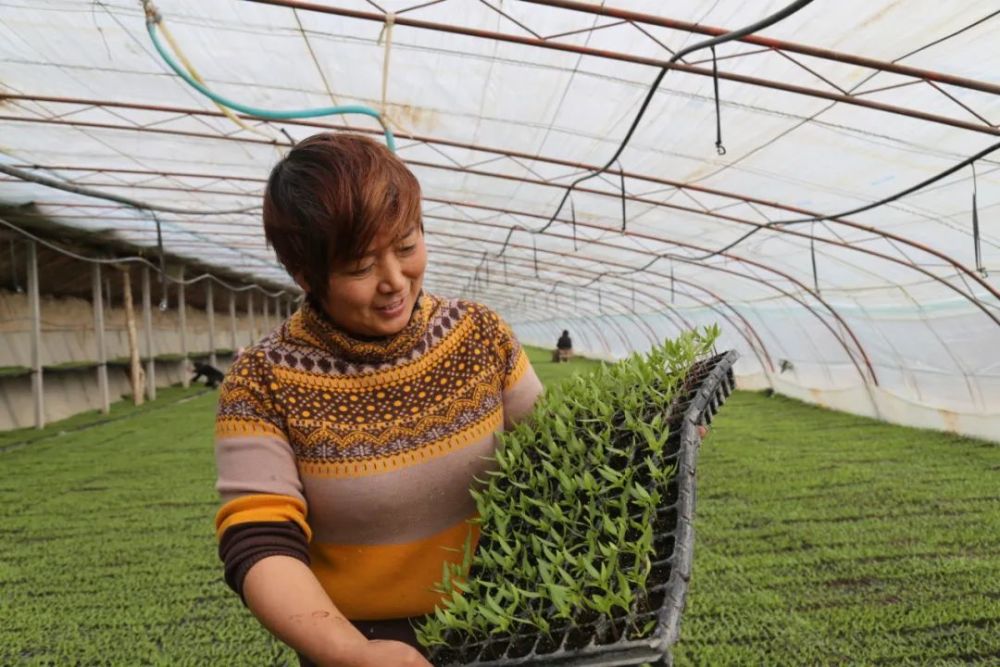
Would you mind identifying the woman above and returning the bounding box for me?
[213,133,543,666]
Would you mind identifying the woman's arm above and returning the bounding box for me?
[502,362,543,429]
[243,556,431,667]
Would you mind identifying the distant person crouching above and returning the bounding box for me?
[552,329,573,363]
[191,361,225,388]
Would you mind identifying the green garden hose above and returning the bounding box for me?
[142,1,396,152]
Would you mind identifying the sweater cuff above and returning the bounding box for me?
[218,521,310,602]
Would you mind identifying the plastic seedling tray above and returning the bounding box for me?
[426,351,739,667]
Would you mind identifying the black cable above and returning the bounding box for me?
[972,162,986,277]
[496,0,816,253]
[618,160,627,231]
[576,136,1000,285]
[152,211,168,310]
[683,138,1000,262]
[9,238,22,293]
[810,225,819,293]
[492,2,998,294]
[711,46,726,156]
[570,196,577,251]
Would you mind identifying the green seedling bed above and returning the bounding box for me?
[427,350,738,667]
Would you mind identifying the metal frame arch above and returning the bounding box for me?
[7,98,996,313]
[425,210,878,384]
[426,259,651,353]
[427,237,773,373]
[428,247,672,347]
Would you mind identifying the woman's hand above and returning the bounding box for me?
[347,639,432,667]
[243,556,433,667]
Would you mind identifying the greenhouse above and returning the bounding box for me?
[1,1,997,665]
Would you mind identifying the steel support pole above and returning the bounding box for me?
[206,280,217,368]
[92,263,109,414]
[178,274,189,388]
[247,290,257,344]
[27,240,44,429]
[229,289,238,356]
[142,266,156,401]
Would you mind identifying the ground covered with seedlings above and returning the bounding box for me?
[672,392,1000,666]
[0,350,996,665]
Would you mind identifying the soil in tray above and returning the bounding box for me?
[478,634,511,661]
[662,481,679,506]
[431,646,463,666]
[536,625,568,655]
[506,632,537,659]
[564,622,596,651]
[654,508,678,534]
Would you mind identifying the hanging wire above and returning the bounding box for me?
[570,196,578,251]
[618,159,627,232]
[579,138,1000,286]
[972,162,987,278]
[151,211,168,310]
[684,138,1000,262]
[496,0,815,252]
[810,222,820,293]
[711,46,727,156]
[9,238,22,293]
[670,263,675,304]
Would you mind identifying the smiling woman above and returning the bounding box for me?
[213,133,543,667]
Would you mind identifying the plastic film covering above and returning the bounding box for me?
[0,1,997,439]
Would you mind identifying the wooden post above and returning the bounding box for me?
[142,266,156,401]
[229,289,238,356]
[27,240,44,429]
[206,280,217,368]
[263,294,271,333]
[122,268,144,406]
[92,264,110,414]
[178,273,189,388]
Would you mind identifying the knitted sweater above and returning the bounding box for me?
[214,293,542,620]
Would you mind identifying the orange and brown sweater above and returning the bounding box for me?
[214,293,542,620]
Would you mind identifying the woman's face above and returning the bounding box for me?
[318,225,427,337]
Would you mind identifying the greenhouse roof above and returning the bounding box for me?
[1,0,999,434]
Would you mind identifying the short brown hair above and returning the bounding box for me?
[263,132,422,302]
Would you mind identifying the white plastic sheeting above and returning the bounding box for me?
[1,1,998,439]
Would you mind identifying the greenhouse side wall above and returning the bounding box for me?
[737,371,1000,445]
[518,322,1000,445]
[0,289,263,431]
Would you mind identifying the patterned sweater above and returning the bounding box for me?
[214,293,542,620]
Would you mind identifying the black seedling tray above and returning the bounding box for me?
[427,350,739,667]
